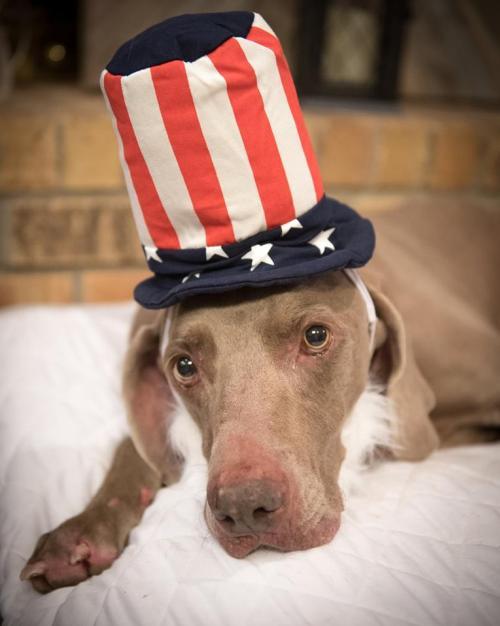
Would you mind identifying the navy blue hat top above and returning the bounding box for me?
[107,11,254,75]
[101,11,375,309]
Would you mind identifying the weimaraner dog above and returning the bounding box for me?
[20,202,500,592]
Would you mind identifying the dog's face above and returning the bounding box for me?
[161,272,371,557]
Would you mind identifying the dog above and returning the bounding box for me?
[18,10,500,592]
[20,201,500,593]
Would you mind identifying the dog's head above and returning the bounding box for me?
[125,271,437,557]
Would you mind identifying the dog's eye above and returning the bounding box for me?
[174,356,197,381]
[304,325,330,350]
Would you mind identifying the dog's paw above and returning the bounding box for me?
[20,505,126,593]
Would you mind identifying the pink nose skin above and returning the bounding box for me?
[205,436,340,557]
[210,479,285,535]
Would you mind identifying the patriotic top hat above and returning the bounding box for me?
[101,11,375,309]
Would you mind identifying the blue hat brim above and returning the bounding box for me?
[134,196,375,309]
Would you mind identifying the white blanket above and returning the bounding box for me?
[1,304,499,626]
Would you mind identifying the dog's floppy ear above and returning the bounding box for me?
[368,286,440,460]
[122,308,182,483]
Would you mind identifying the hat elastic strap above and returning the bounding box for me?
[159,270,377,359]
[344,268,377,354]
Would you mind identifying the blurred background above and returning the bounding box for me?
[0,0,499,306]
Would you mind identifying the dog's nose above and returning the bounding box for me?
[210,479,284,534]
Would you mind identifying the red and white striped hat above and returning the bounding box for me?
[101,11,374,309]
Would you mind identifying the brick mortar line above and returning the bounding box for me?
[302,107,500,123]
[369,125,382,189]
[421,128,436,191]
[54,121,65,186]
[0,266,145,275]
[474,133,491,192]
[328,188,500,199]
[0,202,7,265]
[0,257,145,270]
[348,187,500,196]
[0,189,128,200]
[72,270,82,303]
[0,269,73,279]
[417,127,434,190]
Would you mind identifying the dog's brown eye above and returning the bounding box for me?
[175,356,197,380]
[304,325,329,350]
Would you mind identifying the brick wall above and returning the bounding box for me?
[1,87,499,306]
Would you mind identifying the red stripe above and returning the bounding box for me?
[103,72,180,249]
[151,61,235,246]
[247,26,324,202]
[209,38,295,229]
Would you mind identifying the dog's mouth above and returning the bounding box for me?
[204,503,341,558]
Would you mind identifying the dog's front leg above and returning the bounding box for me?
[20,437,161,593]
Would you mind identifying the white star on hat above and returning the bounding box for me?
[206,245,228,261]
[308,228,336,254]
[144,245,162,262]
[242,243,275,271]
[280,218,303,236]
[181,272,201,284]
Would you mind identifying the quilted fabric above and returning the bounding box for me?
[0,304,499,626]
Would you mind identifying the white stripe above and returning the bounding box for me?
[185,56,267,241]
[252,13,277,36]
[100,71,155,248]
[344,269,377,353]
[237,38,317,217]
[121,68,206,249]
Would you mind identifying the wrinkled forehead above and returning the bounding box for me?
[166,271,365,346]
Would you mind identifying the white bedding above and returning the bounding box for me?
[1,304,499,626]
